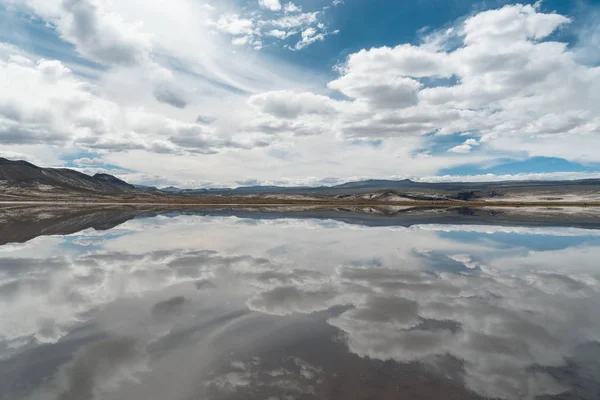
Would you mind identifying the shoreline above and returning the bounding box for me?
[2,200,600,207]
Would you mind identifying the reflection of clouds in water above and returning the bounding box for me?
[152,296,187,319]
[1,215,600,399]
[244,259,600,399]
[70,237,107,247]
[418,224,600,237]
[205,356,324,399]
[247,285,341,316]
[488,245,600,277]
[328,267,599,399]
[448,254,480,269]
[0,236,66,259]
[29,338,149,400]
[0,249,273,353]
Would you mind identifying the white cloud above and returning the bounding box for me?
[448,143,472,153]
[73,157,105,166]
[292,27,325,50]
[461,3,570,45]
[243,3,600,167]
[329,75,422,109]
[449,138,479,153]
[248,90,338,119]
[283,2,301,13]
[417,171,600,183]
[207,3,334,51]
[268,11,320,29]
[211,13,255,36]
[0,56,116,147]
[258,0,282,12]
[12,0,153,67]
[0,50,265,155]
[266,29,290,39]
[336,44,452,78]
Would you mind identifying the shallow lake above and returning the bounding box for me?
[1,207,599,399]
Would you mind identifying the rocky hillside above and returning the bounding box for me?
[0,157,136,193]
[0,157,146,201]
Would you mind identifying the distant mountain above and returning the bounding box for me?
[0,157,137,193]
[2,157,599,203]
[134,184,160,191]
[332,179,414,189]
[156,177,600,196]
[161,186,184,193]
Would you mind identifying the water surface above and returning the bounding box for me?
[1,208,599,399]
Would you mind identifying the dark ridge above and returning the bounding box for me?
[0,157,137,193]
[0,157,39,168]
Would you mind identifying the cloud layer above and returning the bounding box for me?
[250,4,600,151]
[1,2,599,186]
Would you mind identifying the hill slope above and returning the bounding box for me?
[0,157,137,197]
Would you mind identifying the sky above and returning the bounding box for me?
[0,0,599,188]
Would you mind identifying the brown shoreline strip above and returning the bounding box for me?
[2,200,600,207]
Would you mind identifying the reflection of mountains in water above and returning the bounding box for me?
[2,205,600,246]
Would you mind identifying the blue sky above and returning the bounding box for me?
[0,0,599,187]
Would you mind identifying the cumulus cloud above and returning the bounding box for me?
[283,2,301,13]
[248,90,338,119]
[0,48,264,155]
[6,0,317,136]
[329,75,422,109]
[15,0,152,66]
[0,56,113,146]
[448,143,472,153]
[336,44,452,79]
[153,83,188,109]
[211,13,256,36]
[258,0,282,12]
[245,3,600,167]
[461,3,570,45]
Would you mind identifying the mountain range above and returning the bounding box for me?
[154,177,600,196]
[1,157,600,204]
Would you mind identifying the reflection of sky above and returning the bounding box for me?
[439,230,600,251]
[0,215,599,400]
